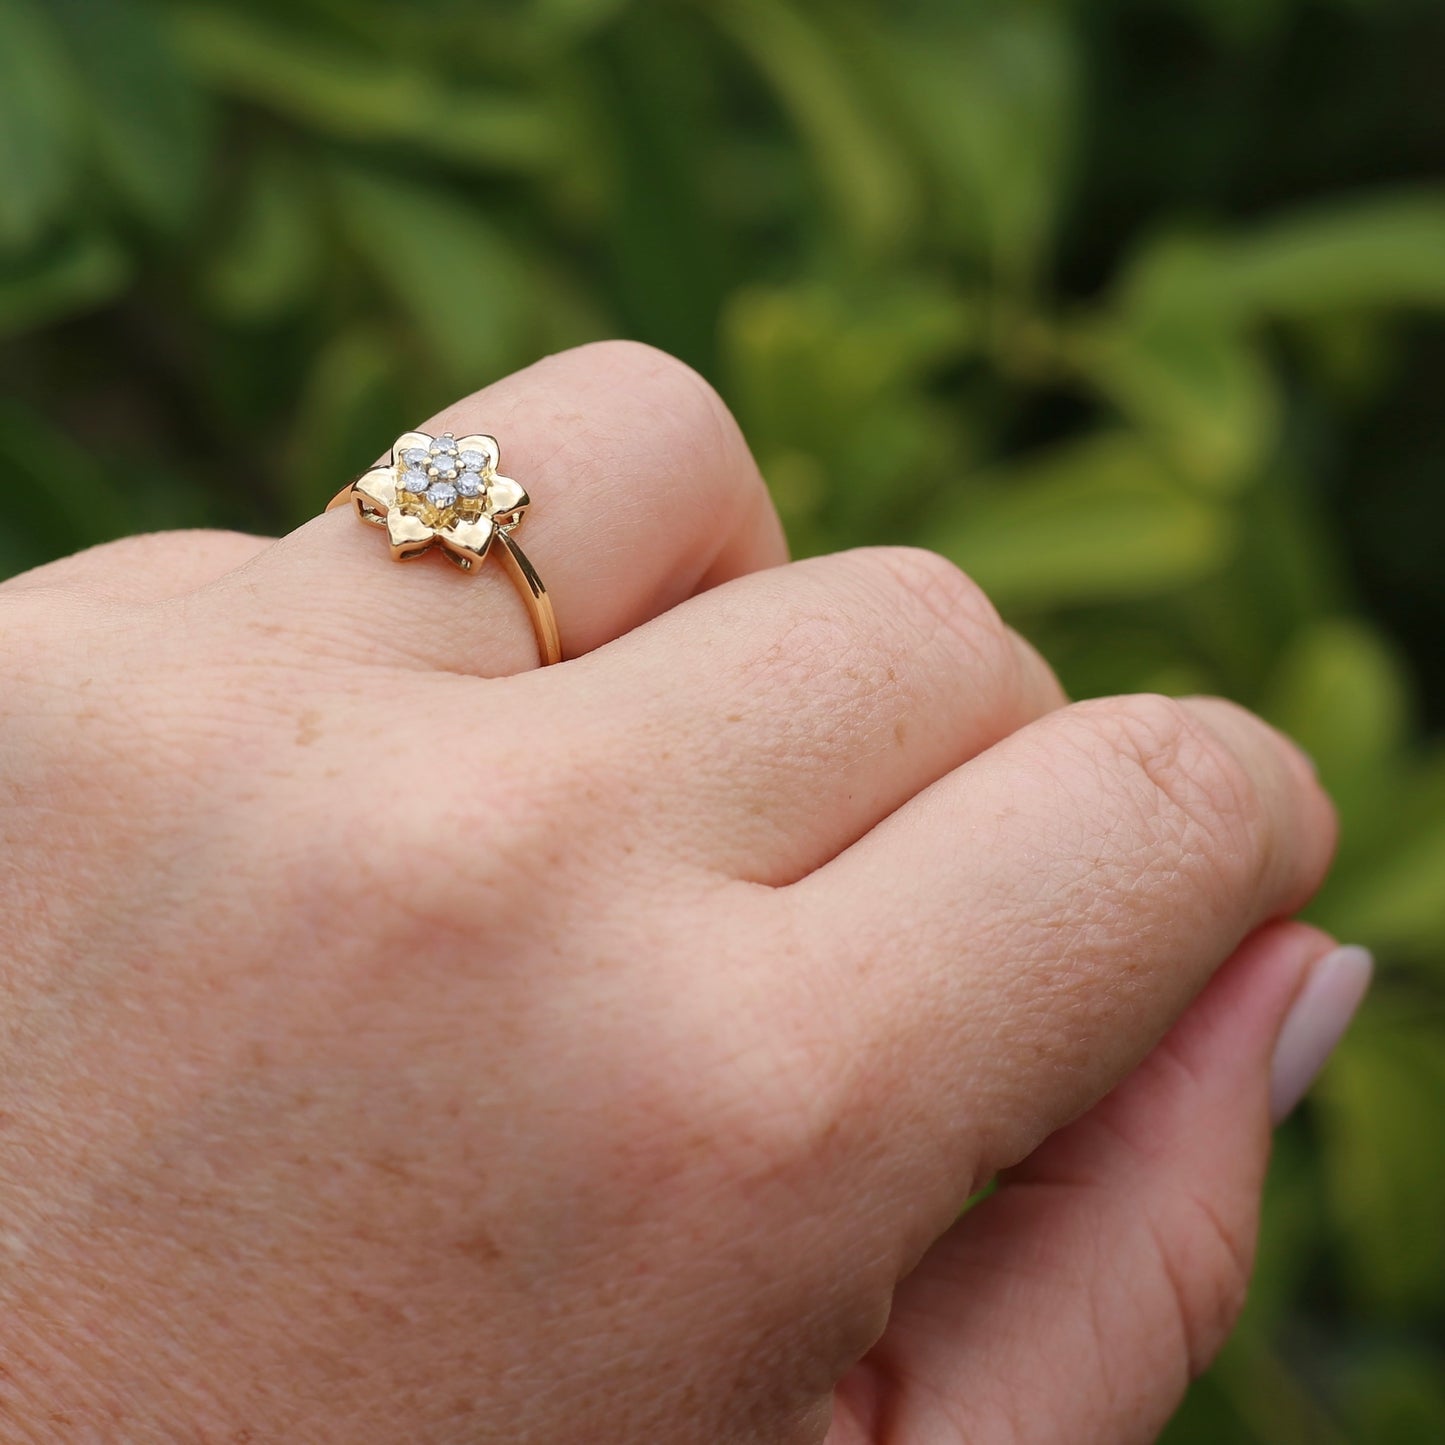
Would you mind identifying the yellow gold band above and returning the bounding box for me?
[326,429,563,667]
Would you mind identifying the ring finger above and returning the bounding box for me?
[196,341,787,675]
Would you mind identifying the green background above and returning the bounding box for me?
[2,0,1443,1437]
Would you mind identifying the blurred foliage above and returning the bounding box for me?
[1,0,1443,1437]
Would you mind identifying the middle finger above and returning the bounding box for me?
[539,545,1067,883]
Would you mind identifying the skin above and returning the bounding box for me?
[0,341,1340,1443]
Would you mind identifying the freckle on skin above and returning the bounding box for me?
[296,710,323,747]
[455,1231,503,1263]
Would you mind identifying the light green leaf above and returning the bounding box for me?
[1066,319,1278,492]
[722,279,983,547]
[49,0,211,233]
[724,279,981,442]
[1317,1011,1445,1314]
[1264,618,1410,800]
[929,432,1234,610]
[1323,812,1445,956]
[1118,191,1445,330]
[0,0,82,252]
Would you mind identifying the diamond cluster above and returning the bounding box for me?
[397,433,492,513]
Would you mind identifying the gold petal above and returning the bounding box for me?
[391,430,434,464]
[387,509,436,561]
[439,515,495,570]
[353,466,397,516]
[486,472,528,521]
[456,433,500,471]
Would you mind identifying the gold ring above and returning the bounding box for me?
[327,430,562,667]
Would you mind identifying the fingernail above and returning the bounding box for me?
[1269,946,1373,1125]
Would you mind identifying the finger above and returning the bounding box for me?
[789,692,1337,1247]
[539,547,1067,882]
[2,530,270,603]
[830,924,1370,1445]
[203,341,787,675]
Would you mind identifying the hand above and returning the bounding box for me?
[0,342,1353,1443]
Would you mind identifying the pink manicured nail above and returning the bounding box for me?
[1269,946,1374,1124]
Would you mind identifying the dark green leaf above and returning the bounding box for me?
[0,0,83,252]
[0,227,130,335]
[50,0,212,234]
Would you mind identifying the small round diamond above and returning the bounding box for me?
[427,482,458,509]
[459,448,489,472]
[430,434,458,455]
[400,469,430,493]
[400,447,428,468]
[430,453,458,478]
[455,471,483,497]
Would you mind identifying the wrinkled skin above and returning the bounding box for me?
[0,343,1338,1443]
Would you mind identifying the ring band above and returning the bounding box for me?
[327,429,562,667]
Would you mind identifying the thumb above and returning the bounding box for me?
[831,923,1372,1445]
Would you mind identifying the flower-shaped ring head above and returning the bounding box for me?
[350,430,530,571]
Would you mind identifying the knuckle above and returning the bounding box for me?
[849,546,1013,682]
[572,338,747,454]
[862,545,1003,644]
[1071,693,1266,896]
[718,549,1012,781]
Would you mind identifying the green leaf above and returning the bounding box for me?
[0,399,132,558]
[1118,191,1445,331]
[1065,319,1279,492]
[887,5,1077,291]
[528,0,636,46]
[169,4,556,173]
[1317,1008,1445,1316]
[204,148,322,322]
[1344,1354,1445,1445]
[927,432,1235,610]
[1323,809,1445,956]
[283,325,402,521]
[705,0,918,255]
[0,0,83,252]
[1264,617,1410,819]
[722,279,983,549]
[0,227,130,336]
[49,0,212,234]
[328,164,543,385]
